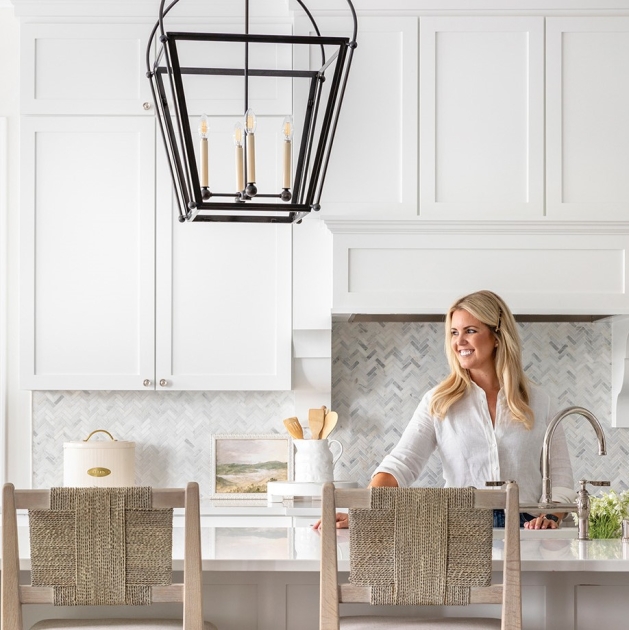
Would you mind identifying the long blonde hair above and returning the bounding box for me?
[429,290,533,428]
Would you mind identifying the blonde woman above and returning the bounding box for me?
[316,290,574,530]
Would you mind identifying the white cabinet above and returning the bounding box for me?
[296,16,418,219]
[155,219,292,391]
[20,23,153,116]
[19,18,294,391]
[316,13,629,224]
[419,17,544,220]
[546,17,629,220]
[156,147,292,390]
[20,116,156,390]
[20,115,292,391]
[312,15,545,221]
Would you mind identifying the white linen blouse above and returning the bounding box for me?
[373,382,576,506]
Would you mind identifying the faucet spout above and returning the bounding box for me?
[541,406,607,505]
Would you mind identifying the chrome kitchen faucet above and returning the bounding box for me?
[522,406,609,540]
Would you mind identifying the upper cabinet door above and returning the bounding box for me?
[419,17,544,220]
[21,23,153,115]
[295,16,418,218]
[155,135,292,391]
[547,18,629,220]
[20,117,156,390]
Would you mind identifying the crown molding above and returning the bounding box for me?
[8,0,290,19]
[296,0,629,12]
[322,218,629,235]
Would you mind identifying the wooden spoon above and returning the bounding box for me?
[308,407,326,439]
[283,416,304,440]
[320,410,338,439]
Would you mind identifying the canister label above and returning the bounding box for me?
[87,467,112,478]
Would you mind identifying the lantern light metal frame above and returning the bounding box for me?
[146,0,358,223]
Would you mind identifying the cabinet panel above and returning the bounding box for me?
[21,23,152,115]
[155,125,292,391]
[547,18,629,219]
[20,117,156,389]
[420,17,544,219]
[295,16,417,218]
[576,585,629,628]
[331,227,629,316]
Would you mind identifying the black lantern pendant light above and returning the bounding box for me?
[147,0,358,223]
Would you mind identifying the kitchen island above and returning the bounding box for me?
[7,518,629,630]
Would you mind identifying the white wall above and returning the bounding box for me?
[0,7,32,487]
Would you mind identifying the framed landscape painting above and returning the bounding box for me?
[210,434,293,499]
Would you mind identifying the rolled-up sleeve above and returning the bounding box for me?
[372,393,437,487]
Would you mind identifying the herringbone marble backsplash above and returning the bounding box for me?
[33,321,623,497]
[32,391,295,492]
[331,321,619,490]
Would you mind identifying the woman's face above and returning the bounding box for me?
[450,309,497,376]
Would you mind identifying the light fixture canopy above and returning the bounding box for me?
[147,0,358,223]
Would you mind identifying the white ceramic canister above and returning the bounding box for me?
[63,430,135,487]
[293,438,343,483]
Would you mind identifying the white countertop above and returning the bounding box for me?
[9,523,629,573]
[196,498,324,518]
[199,527,629,573]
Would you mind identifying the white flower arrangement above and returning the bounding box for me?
[573,489,629,539]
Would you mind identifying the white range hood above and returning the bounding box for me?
[326,219,629,319]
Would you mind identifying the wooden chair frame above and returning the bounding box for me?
[319,482,522,630]
[1,482,205,630]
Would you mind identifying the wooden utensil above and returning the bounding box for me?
[320,410,338,439]
[308,407,326,439]
[283,416,304,440]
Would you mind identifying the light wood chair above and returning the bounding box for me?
[319,482,522,630]
[1,482,217,630]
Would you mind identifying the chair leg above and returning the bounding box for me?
[2,483,23,630]
[320,483,340,630]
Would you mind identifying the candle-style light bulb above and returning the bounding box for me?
[245,108,257,135]
[233,122,244,193]
[244,108,257,196]
[197,114,209,192]
[281,115,293,194]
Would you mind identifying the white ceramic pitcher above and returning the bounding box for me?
[293,438,343,483]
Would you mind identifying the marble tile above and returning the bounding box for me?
[330,321,618,490]
[32,390,294,496]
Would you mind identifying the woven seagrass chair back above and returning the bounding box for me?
[1,482,215,630]
[319,482,522,630]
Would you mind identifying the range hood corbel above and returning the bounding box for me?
[612,316,629,428]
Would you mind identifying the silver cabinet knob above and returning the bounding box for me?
[159,379,168,387]
[143,379,151,387]
[142,102,152,110]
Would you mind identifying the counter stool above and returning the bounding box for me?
[319,483,522,630]
[1,482,217,630]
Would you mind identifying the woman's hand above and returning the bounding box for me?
[523,514,563,530]
[312,512,349,530]
[311,473,398,530]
